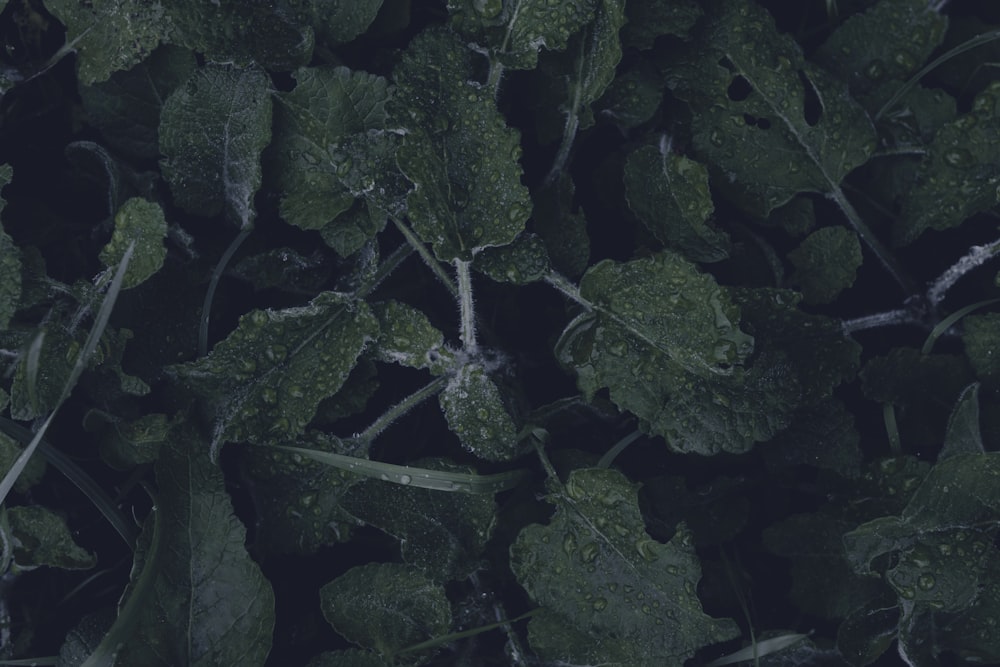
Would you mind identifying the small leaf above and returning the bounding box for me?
[439,363,520,461]
[319,562,450,658]
[341,458,496,581]
[305,0,384,46]
[80,45,197,160]
[7,505,95,570]
[963,312,1000,385]
[111,432,274,666]
[393,28,531,261]
[169,291,378,456]
[99,198,167,289]
[896,82,1000,244]
[624,141,729,262]
[665,0,876,216]
[510,468,739,663]
[787,226,862,304]
[159,63,272,228]
[45,0,166,84]
[473,233,552,284]
[371,300,454,374]
[0,225,21,330]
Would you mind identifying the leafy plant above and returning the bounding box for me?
[2,0,1000,665]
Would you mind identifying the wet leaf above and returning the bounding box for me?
[159,63,272,228]
[99,198,167,289]
[439,362,520,461]
[7,505,95,570]
[473,232,552,284]
[510,468,739,664]
[665,0,877,216]
[371,300,454,374]
[787,226,862,304]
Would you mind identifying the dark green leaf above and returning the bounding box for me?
[45,0,165,84]
[341,458,496,581]
[169,291,378,456]
[7,505,95,570]
[99,198,167,289]
[624,141,729,262]
[439,362,520,461]
[393,28,531,261]
[787,226,862,304]
[941,382,985,459]
[159,63,272,227]
[305,0,384,46]
[112,434,274,666]
[80,45,197,160]
[0,225,20,330]
[319,562,450,658]
[371,300,454,373]
[510,468,739,664]
[473,232,551,284]
[666,0,877,216]
[964,312,1000,386]
[622,0,702,49]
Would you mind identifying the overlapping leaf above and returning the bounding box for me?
[273,65,404,249]
[159,63,272,228]
[787,226,862,304]
[624,141,729,262]
[370,300,454,374]
[169,292,377,456]
[341,458,496,581]
[319,562,450,659]
[439,362,520,461]
[665,0,877,216]
[111,434,274,666]
[393,28,531,261]
[844,452,1000,612]
[45,0,166,85]
[99,198,167,289]
[510,468,739,664]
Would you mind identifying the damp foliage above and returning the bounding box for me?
[4,1,1000,666]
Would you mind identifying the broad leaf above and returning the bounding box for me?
[45,0,165,84]
[6,505,95,570]
[273,66,402,242]
[111,433,274,666]
[370,300,454,374]
[787,226,862,304]
[169,291,378,457]
[896,82,1000,245]
[319,562,450,659]
[624,141,729,262]
[99,198,167,289]
[439,362,520,461]
[665,0,877,216]
[393,28,531,261]
[159,63,272,228]
[305,0,384,46]
[341,458,496,581]
[80,45,197,160]
[844,452,1000,612]
[473,233,552,285]
[510,468,739,664]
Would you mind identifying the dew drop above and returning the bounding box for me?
[592,597,608,611]
[581,542,599,563]
[399,474,412,485]
[918,574,936,590]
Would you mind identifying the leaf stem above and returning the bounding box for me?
[355,375,449,446]
[199,227,252,357]
[543,270,589,308]
[455,258,478,353]
[827,185,918,296]
[927,236,1000,307]
[391,216,457,296]
[842,308,922,334]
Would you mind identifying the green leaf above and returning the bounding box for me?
[473,232,552,284]
[167,0,313,70]
[941,382,985,459]
[963,312,1000,386]
[450,0,598,70]
[0,430,45,493]
[787,226,862,304]
[370,300,454,373]
[532,173,590,278]
[341,458,496,581]
[111,433,274,666]
[272,66,399,237]
[169,291,378,456]
[510,468,739,664]
[45,0,165,84]
[319,562,451,658]
[159,63,272,228]
[242,432,359,557]
[99,198,167,289]
[624,141,730,262]
[622,0,702,49]
[10,327,77,420]
[393,28,531,261]
[844,452,1000,611]
[595,61,665,132]
[0,225,21,330]
[6,505,96,570]
[304,0,384,45]
[665,0,877,216]
[439,362,520,461]
[80,45,197,160]
[813,0,948,113]
[99,413,171,469]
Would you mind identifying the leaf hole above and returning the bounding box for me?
[717,56,737,72]
[742,114,771,130]
[797,69,823,126]
[727,76,753,102]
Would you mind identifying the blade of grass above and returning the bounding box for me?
[271,445,529,494]
[704,633,809,667]
[0,243,134,507]
[921,298,1000,355]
